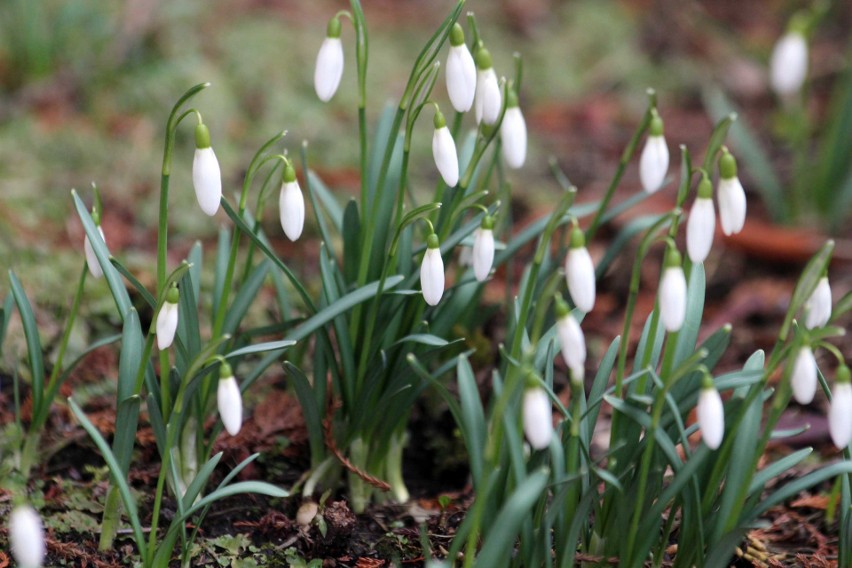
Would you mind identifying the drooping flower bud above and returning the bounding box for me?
[432,109,459,187]
[446,23,476,113]
[770,22,808,98]
[804,275,832,330]
[791,345,818,405]
[639,111,669,194]
[314,17,344,102]
[565,227,596,313]
[279,164,305,241]
[717,148,747,236]
[420,233,445,306]
[522,385,553,450]
[472,215,495,282]
[83,215,107,279]
[192,123,222,216]
[697,375,724,450]
[474,47,501,126]
[555,295,586,383]
[829,365,852,450]
[686,174,715,263]
[501,90,527,169]
[10,503,46,568]
[659,247,687,333]
[217,362,243,436]
[156,285,180,350]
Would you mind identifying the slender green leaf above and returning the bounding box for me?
[225,339,296,359]
[9,271,44,413]
[181,452,223,510]
[223,260,271,336]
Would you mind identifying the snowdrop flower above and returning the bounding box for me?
[770,26,808,98]
[697,375,724,450]
[804,275,832,329]
[432,109,459,187]
[522,385,553,450]
[501,89,527,169]
[639,110,669,193]
[829,366,852,450]
[791,345,818,405]
[686,174,715,263]
[565,227,596,313]
[192,123,222,216]
[659,247,687,333]
[474,47,501,126]
[279,164,305,241]
[472,216,495,282]
[156,285,180,350]
[445,23,476,113]
[217,362,243,436]
[717,148,747,236]
[10,503,45,568]
[420,233,445,306]
[555,295,586,383]
[314,17,344,102]
[83,223,107,279]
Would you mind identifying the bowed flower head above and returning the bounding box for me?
[156,285,180,350]
[472,215,495,282]
[217,362,243,436]
[446,23,476,112]
[420,233,445,306]
[474,47,501,126]
[555,295,586,383]
[565,227,596,313]
[791,345,818,405]
[431,109,459,187]
[279,164,305,241]
[659,247,687,333]
[10,504,46,568]
[501,89,527,169]
[192,123,223,216]
[829,365,852,450]
[639,111,669,193]
[717,148,747,236]
[770,18,808,98]
[697,375,724,450]
[686,174,715,263]
[522,385,553,450]
[804,274,831,329]
[314,17,344,102]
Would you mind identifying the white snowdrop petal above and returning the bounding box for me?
[639,135,669,193]
[565,247,596,313]
[446,44,476,112]
[475,68,501,125]
[523,388,554,450]
[791,346,818,405]
[805,276,832,329]
[686,197,715,263]
[557,313,586,381]
[420,248,445,306]
[770,32,808,97]
[718,177,747,236]
[10,504,45,568]
[84,226,107,279]
[156,301,179,350]
[659,266,687,332]
[217,376,243,436]
[829,383,852,449]
[279,181,306,241]
[697,387,725,450]
[432,126,459,187]
[192,147,223,216]
[314,37,344,102]
[501,107,527,169]
[472,228,495,282]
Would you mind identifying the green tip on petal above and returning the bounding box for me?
[649,112,664,137]
[570,226,585,249]
[788,11,809,35]
[697,174,713,198]
[195,123,211,149]
[327,16,342,38]
[524,372,540,390]
[719,149,737,180]
[838,365,851,385]
[481,215,494,230]
[283,163,297,183]
[507,89,519,108]
[664,246,682,268]
[165,285,180,304]
[701,373,714,390]
[433,109,446,130]
[475,47,492,70]
[426,233,440,249]
[450,22,465,47]
[554,294,570,318]
[220,361,233,379]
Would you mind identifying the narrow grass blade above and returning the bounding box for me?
[9,271,45,413]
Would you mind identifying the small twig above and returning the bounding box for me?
[322,398,391,492]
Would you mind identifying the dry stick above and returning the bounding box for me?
[322,399,391,492]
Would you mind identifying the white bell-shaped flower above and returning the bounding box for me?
[472,216,495,282]
[565,227,596,313]
[501,90,527,169]
[217,362,243,436]
[804,275,832,329]
[770,30,808,98]
[446,23,476,113]
[522,386,553,450]
[314,17,344,102]
[84,225,107,279]
[659,247,687,333]
[279,164,305,241]
[791,345,818,405]
[156,285,180,350]
[686,176,715,263]
[639,111,669,193]
[829,367,852,449]
[697,377,724,450]
[431,109,459,187]
[192,123,222,216]
[10,504,45,568]
[474,48,501,126]
[717,149,747,236]
[420,234,445,306]
[555,296,586,383]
